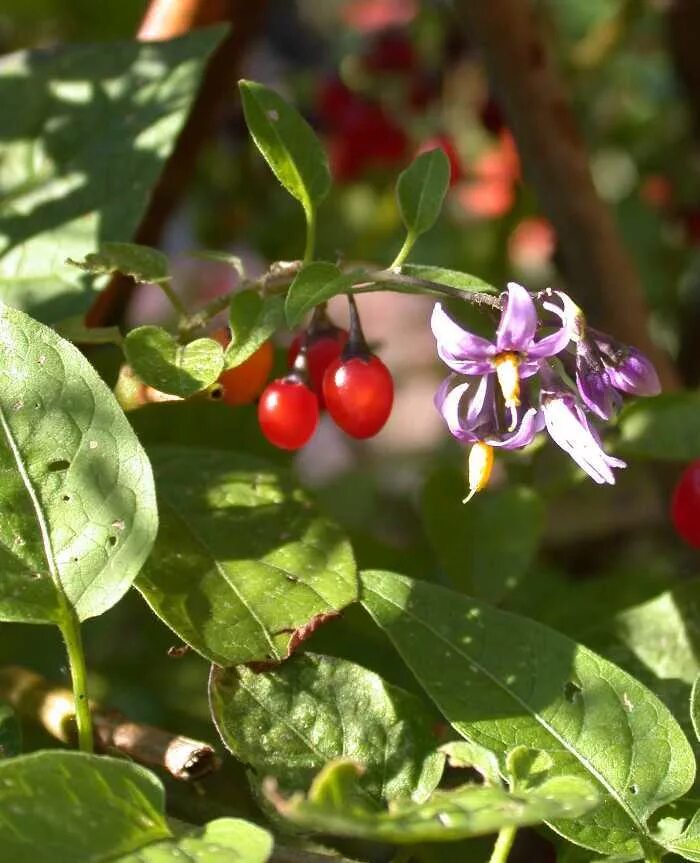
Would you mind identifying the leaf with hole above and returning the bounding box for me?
[124,326,224,398]
[266,759,599,844]
[239,80,330,217]
[360,570,696,859]
[0,28,227,322]
[225,291,284,369]
[67,242,169,284]
[136,448,357,666]
[284,262,357,327]
[0,750,272,863]
[210,653,444,803]
[396,149,451,238]
[0,304,157,623]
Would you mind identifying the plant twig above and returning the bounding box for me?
[59,613,93,753]
[453,0,679,390]
[0,666,219,781]
[488,826,517,863]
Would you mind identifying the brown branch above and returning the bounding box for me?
[0,666,219,781]
[86,0,267,327]
[453,0,679,390]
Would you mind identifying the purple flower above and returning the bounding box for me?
[435,375,544,449]
[541,391,626,485]
[574,340,621,421]
[431,282,572,421]
[591,331,661,397]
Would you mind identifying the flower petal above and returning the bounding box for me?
[435,380,479,442]
[604,348,661,397]
[496,282,537,351]
[488,407,544,449]
[431,303,495,360]
[437,344,493,376]
[527,326,572,359]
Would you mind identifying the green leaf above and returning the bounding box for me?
[67,242,170,284]
[0,701,21,757]
[124,326,224,397]
[137,447,357,666]
[284,262,357,328]
[0,751,273,863]
[617,393,700,461]
[360,570,696,859]
[693,676,700,744]
[115,818,273,863]
[0,28,227,322]
[400,265,498,295]
[266,759,599,844]
[0,304,157,623]
[210,653,444,803]
[239,80,330,217]
[0,751,170,861]
[396,149,451,238]
[440,741,501,786]
[421,468,544,602]
[226,291,284,369]
[54,315,123,347]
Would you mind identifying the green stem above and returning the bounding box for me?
[158,278,189,317]
[303,207,316,264]
[488,826,517,863]
[390,231,417,268]
[60,610,93,753]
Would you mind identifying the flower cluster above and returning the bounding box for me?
[431,282,660,499]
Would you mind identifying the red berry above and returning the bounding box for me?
[322,355,394,439]
[288,330,348,406]
[363,33,416,74]
[671,460,700,548]
[258,379,319,451]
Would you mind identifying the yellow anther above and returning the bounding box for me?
[494,352,521,408]
[463,442,494,503]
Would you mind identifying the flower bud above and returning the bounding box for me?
[463,441,494,503]
[602,346,661,397]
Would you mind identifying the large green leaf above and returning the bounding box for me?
[396,149,450,238]
[239,80,330,218]
[137,448,357,666]
[618,394,700,461]
[115,819,273,863]
[0,751,170,862]
[360,570,696,859]
[0,28,226,322]
[266,759,599,844]
[123,326,224,397]
[284,263,356,328]
[0,701,20,757]
[67,242,170,284]
[421,468,544,602]
[0,304,157,623]
[210,653,444,803]
[0,751,272,863]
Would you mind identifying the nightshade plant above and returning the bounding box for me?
[2,26,700,863]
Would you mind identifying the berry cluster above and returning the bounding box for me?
[213,298,393,452]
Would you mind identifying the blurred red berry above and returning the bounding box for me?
[323,354,394,438]
[508,218,556,270]
[258,379,319,450]
[364,32,416,73]
[417,135,463,185]
[671,460,700,548]
[288,329,348,406]
[640,174,673,210]
[342,0,418,32]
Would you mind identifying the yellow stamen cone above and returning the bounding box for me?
[463,442,494,503]
[494,352,521,409]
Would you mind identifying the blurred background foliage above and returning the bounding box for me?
[2,1,700,857]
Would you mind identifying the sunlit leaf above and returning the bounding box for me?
[360,570,696,859]
[0,304,157,623]
[226,291,284,369]
[124,326,224,397]
[0,28,227,322]
[266,759,599,844]
[137,448,357,666]
[67,242,169,284]
[210,653,444,803]
[239,80,330,217]
[284,263,356,328]
[396,149,451,238]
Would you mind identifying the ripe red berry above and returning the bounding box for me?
[258,379,319,451]
[671,460,700,548]
[288,330,348,406]
[322,354,394,439]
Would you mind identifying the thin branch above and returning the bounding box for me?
[0,666,219,781]
[453,0,679,389]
